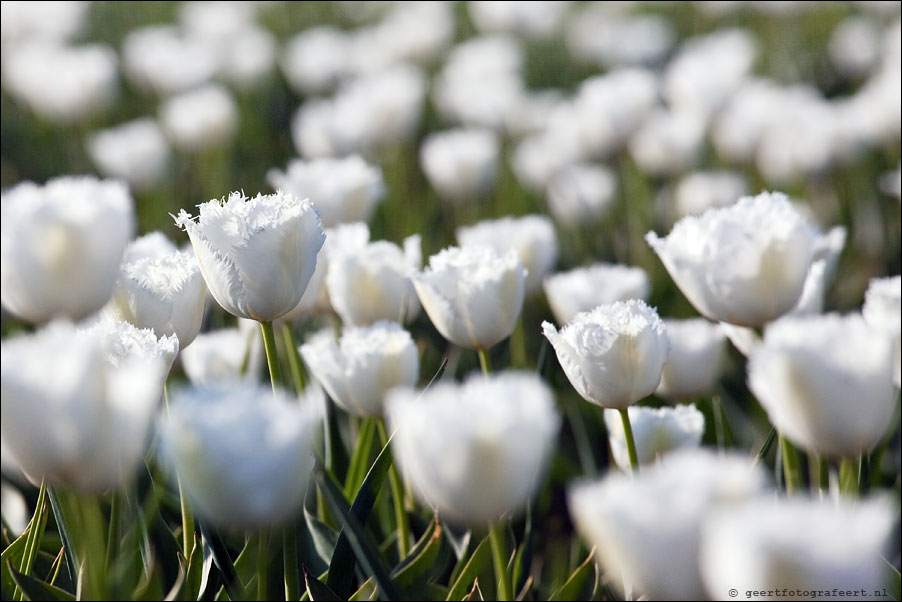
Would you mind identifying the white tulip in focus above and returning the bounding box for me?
[326,235,421,326]
[160,84,238,153]
[701,498,895,600]
[159,384,319,530]
[175,190,325,322]
[748,313,896,457]
[266,155,385,228]
[0,320,172,492]
[568,450,768,601]
[545,163,618,228]
[646,191,816,327]
[862,275,901,388]
[543,300,670,409]
[414,246,526,350]
[604,405,705,469]
[1,176,135,323]
[301,321,418,417]
[107,245,207,348]
[457,215,558,295]
[543,263,650,326]
[656,318,727,400]
[180,327,262,386]
[87,118,171,191]
[387,371,559,526]
[420,128,500,203]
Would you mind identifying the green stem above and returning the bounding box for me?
[753,427,777,466]
[16,479,47,600]
[260,320,282,394]
[281,323,306,394]
[377,419,411,559]
[165,385,195,558]
[618,408,640,473]
[858,452,870,494]
[509,316,527,369]
[478,348,492,376]
[105,491,120,572]
[780,435,803,494]
[712,396,726,451]
[283,524,300,602]
[817,455,830,498]
[489,522,512,602]
[258,531,269,601]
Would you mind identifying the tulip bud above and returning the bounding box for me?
[603,404,705,469]
[543,263,650,326]
[420,128,499,203]
[180,327,262,386]
[656,318,727,400]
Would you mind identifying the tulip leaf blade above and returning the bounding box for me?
[1,529,29,600]
[548,548,595,602]
[304,565,342,601]
[304,506,338,570]
[344,418,377,499]
[8,563,75,601]
[198,522,245,601]
[390,516,444,588]
[446,535,492,601]
[883,556,901,601]
[349,576,378,601]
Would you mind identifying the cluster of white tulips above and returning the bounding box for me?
[2,2,900,602]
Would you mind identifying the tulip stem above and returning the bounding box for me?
[105,490,120,573]
[618,408,640,473]
[283,523,300,602]
[258,530,269,601]
[377,419,411,559]
[478,348,492,376]
[858,452,870,493]
[281,323,306,394]
[817,455,830,498]
[16,478,47,600]
[260,320,282,394]
[489,522,512,601]
[165,385,195,558]
[780,434,803,494]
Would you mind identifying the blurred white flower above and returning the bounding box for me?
[121,231,179,264]
[1,176,134,323]
[748,313,897,457]
[107,244,206,349]
[414,246,526,350]
[326,235,422,326]
[543,263,650,326]
[0,1,89,46]
[3,42,117,123]
[543,300,670,409]
[180,327,262,386]
[566,5,674,68]
[420,128,500,203]
[646,191,816,327]
[504,88,566,138]
[568,450,768,601]
[790,225,847,316]
[510,128,584,193]
[387,371,559,525]
[0,482,28,536]
[301,321,418,417]
[656,318,727,401]
[862,275,901,387]
[160,84,238,153]
[266,155,385,228]
[603,404,705,469]
[712,78,786,164]
[282,27,351,95]
[175,190,325,322]
[159,384,319,529]
[673,170,748,218]
[546,163,618,228]
[122,25,218,96]
[881,163,901,200]
[701,498,895,600]
[87,118,171,191]
[457,215,558,296]
[628,109,706,178]
[350,1,454,70]
[829,16,881,78]
[1,320,172,492]
[468,1,571,39]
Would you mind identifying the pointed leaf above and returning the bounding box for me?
[8,563,74,601]
[446,535,492,601]
[2,529,29,599]
[548,548,595,601]
[344,419,376,498]
[884,556,901,601]
[304,507,338,568]
[304,566,342,601]
[391,518,443,588]
[198,523,245,601]
[349,577,378,601]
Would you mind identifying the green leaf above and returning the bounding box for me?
[390,517,443,588]
[199,523,246,601]
[446,535,492,601]
[316,468,401,601]
[325,438,395,599]
[304,566,342,601]
[548,548,595,602]
[304,506,338,568]
[344,419,376,499]
[8,562,75,601]
[884,556,901,601]
[1,528,29,599]
[349,577,378,601]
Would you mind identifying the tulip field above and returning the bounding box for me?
[2,2,902,601]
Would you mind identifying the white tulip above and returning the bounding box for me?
[122,25,218,96]
[414,246,525,350]
[160,84,238,153]
[604,405,705,469]
[326,235,421,326]
[159,384,319,530]
[748,313,896,457]
[701,497,895,600]
[180,327,261,386]
[791,226,847,316]
[1,176,134,323]
[468,1,570,39]
[568,450,768,601]
[862,275,901,388]
[543,263,650,326]
[281,27,351,95]
[646,191,816,327]
[543,300,670,409]
[628,108,706,177]
[108,246,206,348]
[87,118,171,191]
[121,231,178,264]
[301,322,418,417]
[673,170,748,218]
[420,128,500,203]
[175,190,325,322]
[656,318,727,400]
[386,371,559,526]
[457,215,558,295]
[545,163,618,228]
[1,320,172,492]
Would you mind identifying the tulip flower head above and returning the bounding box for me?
[414,245,526,350]
[603,404,705,469]
[387,371,559,526]
[175,190,325,322]
[1,176,135,323]
[862,275,901,388]
[420,128,500,203]
[646,191,816,327]
[656,318,727,400]
[301,321,419,417]
[543,300,670,409]
[180,327,262,386]
[87,117,171,191]
[748,313,897,457]
[543,263,650,326]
